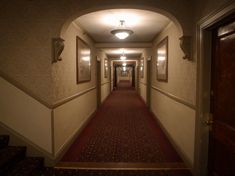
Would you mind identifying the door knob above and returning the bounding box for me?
[205,119,214,126]
[204,113,214,126]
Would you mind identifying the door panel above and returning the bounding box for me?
[146,59,151,108]
[96,60,101,107]
[209,19,235,176]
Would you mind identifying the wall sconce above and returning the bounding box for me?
[179,36,192,60]
[52,37,65,63]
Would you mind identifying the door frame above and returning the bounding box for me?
[96,59,101,108]
[136,65,140,94]
[195,2,235,176]
[146,57,152,108]
[109,63,112,92]
[132,65,135,88]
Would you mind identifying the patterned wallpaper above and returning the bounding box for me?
[152,22,196,105]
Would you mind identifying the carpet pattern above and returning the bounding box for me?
[62,81,181,163]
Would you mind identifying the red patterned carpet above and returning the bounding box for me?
[61,81,181,162]
[58,81,191,175]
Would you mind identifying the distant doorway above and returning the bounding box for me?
[113,62,136,90]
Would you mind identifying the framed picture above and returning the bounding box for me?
[76,36,91,83]
[140,58,144,78]
[104,58,108,78]
[156,36,168,81]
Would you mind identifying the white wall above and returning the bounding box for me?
[152,22,196,105]
[151,22,196,166]
[139,49,151,103]
[52,21,98,157]
[0,77,52,153]
[101,83,110,102]
[151,89,195,164]
[139,83,147,102]
[54,22,97,102]
[0,20,99,163]
[97,50,111,103]
[53,89,96,156]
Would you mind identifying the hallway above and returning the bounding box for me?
[56,81,191,175]
[1,1,235,176]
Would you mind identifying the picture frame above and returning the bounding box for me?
[104,58,108,78]
[76,36,91,83]
[156,36,168,82]
[140,58,144,78]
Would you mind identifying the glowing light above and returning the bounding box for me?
[82,56,90,61]
[81,50,90,55]
[120,55,126,60]
[158,56,166,61]
[111,20,133,40]
[122,63,127,66]
[157,50,166,55]
[114,31,130,39]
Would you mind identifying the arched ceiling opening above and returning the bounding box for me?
[59,1,193,60]
[74,9,170,43]
[71,9,171,60]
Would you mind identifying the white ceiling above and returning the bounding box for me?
[74,9,170,59]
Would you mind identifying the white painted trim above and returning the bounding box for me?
[151,86,196,110]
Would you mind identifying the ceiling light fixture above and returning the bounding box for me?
[111,20,133,40]
[120,52,126,60]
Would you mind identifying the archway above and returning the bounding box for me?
[60,7,184,37]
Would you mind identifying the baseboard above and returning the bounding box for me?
[150,111,194,174]
[0,122,55,166]
[53,109,97,164]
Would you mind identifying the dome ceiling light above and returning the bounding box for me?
[120,52,127,60]
[111,20,133,40]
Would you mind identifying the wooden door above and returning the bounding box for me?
[96,60,101,107]
[146,59,151,108]
[132,65,135,87]
[114,65,117,89]
[209,20,235,176]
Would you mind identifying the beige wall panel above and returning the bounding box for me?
[0,77,52,153]
[99,53,109,85]
[139,83,147,103]
[54,89,96,155]
[138,48,151,103]
[152,22,196,105]
[53,23,96,103]
[101,83,110,103]
[150,22,196,166]
[97,50,111,103]
[151,89,195,166]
